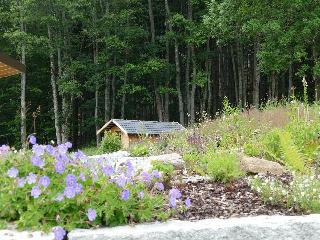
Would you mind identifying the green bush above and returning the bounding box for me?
[243,142,263,157]
[152,161,175,183]
[262,129,282,161]
[206,152,243,183]
[99,131,121,153]
[130,143,149,157]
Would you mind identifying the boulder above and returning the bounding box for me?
[240,156,286,176]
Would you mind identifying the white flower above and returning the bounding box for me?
[301,192,305,197]
[269,197,273,201]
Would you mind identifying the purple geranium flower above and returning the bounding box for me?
[75,183,83,194]
[55,161,65,174]
[114,176,127,188]
[7,167,19,178]
[65,142,72,149]
[64,186,76,199]
[0,145,10,155]
[39,176,50,188]
[169,188,182,199]
[66,174,77,187]
[17,177,26,188]
[79,172,85,181]
[155,182,164,191]
[102,165,114,177]
[185,197,191,208]
[46,145,56,156]
[52,226,66,240]
[31,155,45,168]
[31,186,41,198]
[32,144,45,156]
[152,170,161,179]
[29,135,37,145]
[55,193,65,202]
[141,172,152,183]
[121,189,130,201]
[87,208,97,221]
[169,197,177,208]
[27,172,37,184]
[57,144,68,155]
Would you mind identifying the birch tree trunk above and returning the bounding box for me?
[48,25,62,144]
[20,18,27,148]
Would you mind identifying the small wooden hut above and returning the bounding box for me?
[0,52,25,78]
[97,119,185,149]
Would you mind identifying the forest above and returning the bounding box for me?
[1,0,320,148]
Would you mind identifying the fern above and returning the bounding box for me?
[279,130,305,172]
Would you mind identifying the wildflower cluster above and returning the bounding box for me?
[249,173,320,212]
[1,137,189,240]
[0,145,10,156]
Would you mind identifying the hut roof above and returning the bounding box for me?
[0,52,25,78]
[97,119,185,135]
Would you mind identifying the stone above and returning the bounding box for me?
[88,152,184,172]
[240,156,286,176]
[68,215,320,240]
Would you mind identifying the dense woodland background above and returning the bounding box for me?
[0,0,320,148]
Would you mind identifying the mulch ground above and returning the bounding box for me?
[171,176,303,221]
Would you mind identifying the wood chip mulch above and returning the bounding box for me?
[172,177,303,221]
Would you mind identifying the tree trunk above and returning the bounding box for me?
[121,54,127,119]
[20,19,27,148]
[236,40,243,107]
[313,48,320,101]
[230,44,238,104]
[48,25,62,144]
[93,43,100,146]
[164,28,170,122]
[190,45,196,124]
[147,0,155,44]
[271,72,276,99]
[253,41,260,108]
[111,55,116,118]
[207,39,213,116]
[165,0,184,125]
[288,64,293,98]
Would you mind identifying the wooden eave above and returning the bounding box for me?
[97,119,128,135]
[0,52,26,78]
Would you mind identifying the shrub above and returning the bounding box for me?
[243,142,263,157]
[206,152,243,183]
[0,139,188,239]
[152,161,175,184]
[99,131,121,153]
[130,143,149,157]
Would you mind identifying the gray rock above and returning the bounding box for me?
[68,215,320,240]
[240,156,286,176]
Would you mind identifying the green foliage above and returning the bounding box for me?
[206,152,243,183]
[183,151,242,183]
[243,142,263,157]
[249,174,320,213]
[151,161,175,183]
[99,132,122,153]
[130,143,149,157]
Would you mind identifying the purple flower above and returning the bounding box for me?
[31,155,45,168]
[185,197,191,208]
[169,197,177,208]
[32,144,44,156]
[79,172,85,181]
[141,172,152,183]
[73,150,88,163]
[114,176,126,188]
[152,170,161,179]
[46,145,56,156]
[58,144,68,155]
[55,161,65,174]
[87,208,97,221]
[0,145,10,155]
[169,188,182,199]
[52,226,66,240]
[64,186,76,199]
[29,135,37,145]
[39,176,50,188]
[75,183,83,194]
[55,193,65,202]
[102,165,114,177]
[31,186,41,198]
[65,142,72,149]
[138,191,144,199]
[27,172,37,184]
[7,167,19,178]
[17,177,26,188]
[66,174,77,187]
[121,189,130,201]
[125,160,135,178]
[155,182,164,191]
